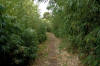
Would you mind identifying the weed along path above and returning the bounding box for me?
[31,33,83,66]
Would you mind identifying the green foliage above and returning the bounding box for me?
[43,12,53,32]
[50,0,100,66]
[0,0,46,66]
[37,23,47,43]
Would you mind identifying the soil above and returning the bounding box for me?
[31,33,83,66]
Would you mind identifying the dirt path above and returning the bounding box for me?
[31,33,83,66]
[47,33,60,66]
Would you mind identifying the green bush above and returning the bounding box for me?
[37,23,47,43]
[51,0,100,65]
[0,1,47,65]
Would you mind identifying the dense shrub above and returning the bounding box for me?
[0,0,46,66]
[48,0,100,65]
[36,23,47,43]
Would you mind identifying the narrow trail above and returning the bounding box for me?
[47,33,60,66]
[31,33,83,66]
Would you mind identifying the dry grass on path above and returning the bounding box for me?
[31,33,83,66]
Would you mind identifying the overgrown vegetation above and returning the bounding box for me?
[1,0,100,66]
[42,12,53,32]
[0,0,46,66]
[47,0,100,66]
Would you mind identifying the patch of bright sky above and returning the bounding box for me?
[34,0,50,17]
